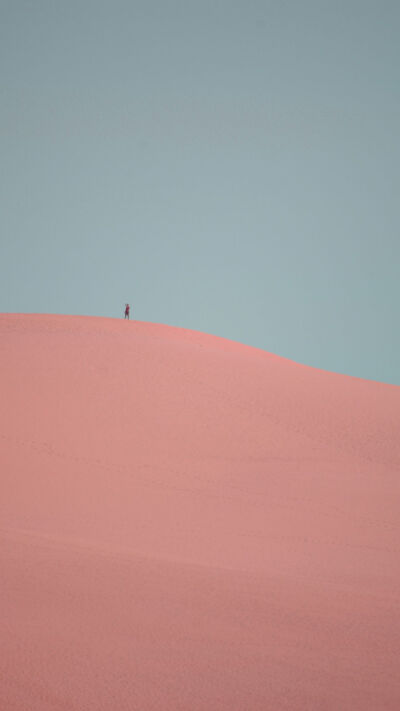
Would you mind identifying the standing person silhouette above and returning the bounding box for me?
[124,303,130,320]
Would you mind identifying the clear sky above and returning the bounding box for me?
[1,0,399,384]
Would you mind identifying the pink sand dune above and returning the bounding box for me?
[1,313,399,710]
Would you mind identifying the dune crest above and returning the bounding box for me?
[1,314,399,710]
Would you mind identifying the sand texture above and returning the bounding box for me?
[1,314,399,709]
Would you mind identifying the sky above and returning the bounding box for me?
[1,0,399,385]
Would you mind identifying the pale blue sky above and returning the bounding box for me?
[1,1,399,384]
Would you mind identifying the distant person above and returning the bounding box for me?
[124,303,130,320]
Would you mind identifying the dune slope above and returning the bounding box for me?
[1,314,399,710]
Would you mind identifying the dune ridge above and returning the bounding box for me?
[1,314,399,710]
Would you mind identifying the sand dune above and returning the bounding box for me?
[1,313,399,710]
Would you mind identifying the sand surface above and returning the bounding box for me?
[1,314,399,709]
